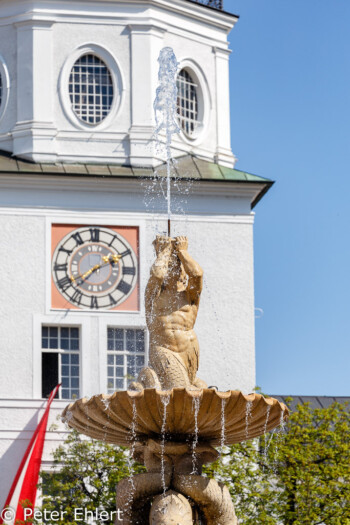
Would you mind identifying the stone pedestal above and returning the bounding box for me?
[116,440,237,525]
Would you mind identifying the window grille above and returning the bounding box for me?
[68,54,114,125]
[41,326,80,400]
[190,0,223,9]
[176,69,199,137]
[107,328,146,393]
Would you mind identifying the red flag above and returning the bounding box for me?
[0,385,60,524]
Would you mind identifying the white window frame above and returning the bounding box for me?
[99,317,148,394]
[59,43,124,131]
[41,325,81,400]
[68,53,114,126]
[33,314,92,399]
[177,69,199,138]
[175,58,211,145]
[0,56,10,124]
[106,327,147,393]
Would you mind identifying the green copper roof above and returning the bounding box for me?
[0,151,273,208]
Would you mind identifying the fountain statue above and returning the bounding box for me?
[62,234,288,524]
[130,234,207,391]
[62,47,288,524]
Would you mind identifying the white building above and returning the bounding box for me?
[0,0,272,504]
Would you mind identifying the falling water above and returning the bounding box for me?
[220,398,226,458]
[160,394,170,495]
[62,409,73,432]
[125,401,138,513]
[191,396,201,474]
[101,398,110,442]
[153,47,180,236]
[84,397,91,426]
[101,397,110,411]
[263,404,271,461]
[279,408,286,433]
[273,408,286,472]
[245,401,253,440]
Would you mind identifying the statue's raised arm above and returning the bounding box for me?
[145,236,172,325]
[174,236,203,306]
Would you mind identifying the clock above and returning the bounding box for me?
[51,225,139,310]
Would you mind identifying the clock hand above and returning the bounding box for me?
[102,254,122,264]
[70,253,122,283]
[81,264,101,280]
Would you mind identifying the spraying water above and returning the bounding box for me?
[160,394,170,495]
[191,396,201,474]
[153,47,180,236]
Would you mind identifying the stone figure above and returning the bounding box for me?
[115,439,238,525]
[63,235,288,525]
[131,235,207,391]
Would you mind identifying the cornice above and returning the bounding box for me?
[0,0,237,35]
[0,172,268,212]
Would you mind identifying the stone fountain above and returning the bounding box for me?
[63,235,288,525]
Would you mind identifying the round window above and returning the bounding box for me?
[176,69,199,137]
[0,72,3,109]
[68,54,114,125]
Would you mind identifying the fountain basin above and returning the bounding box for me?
[62,388,288,446]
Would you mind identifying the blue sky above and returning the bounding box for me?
[225,0,350,395]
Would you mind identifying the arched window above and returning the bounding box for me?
[0,73,3,109]
[68,54,114,125]
[176,69,199,137]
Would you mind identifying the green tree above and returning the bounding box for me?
[204,401,350,525]
[37,430,144,525]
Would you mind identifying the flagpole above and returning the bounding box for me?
[0,384,60,524]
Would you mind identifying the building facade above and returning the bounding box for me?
[0,0,272,504]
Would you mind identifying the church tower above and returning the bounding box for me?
[0,0,272,504]
[0,0,236,168]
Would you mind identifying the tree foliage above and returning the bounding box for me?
[203,401,350,525]
[38,431,145,525]
[39,401,350,524]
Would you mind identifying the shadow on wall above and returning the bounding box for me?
[0,404,46,509]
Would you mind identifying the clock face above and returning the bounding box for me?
[52,226,138,310]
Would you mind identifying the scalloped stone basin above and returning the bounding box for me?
[62,388,288,447]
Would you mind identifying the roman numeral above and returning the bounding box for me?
[71,290,83,306]
[57,276,72,290]
[120,249,131,258]
[117,280,132,295]
[108,294,117,306]
[90,296,99,309]
[59,247,72,256]
[108,235,118,247]
[54,263,68,272]
[89,228,100,242]
[72,232,84,246]
[123,266,136,276]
